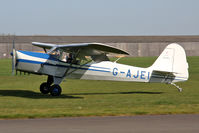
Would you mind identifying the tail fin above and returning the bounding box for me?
[150,43,189,83]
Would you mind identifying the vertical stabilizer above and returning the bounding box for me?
[151,43,189,83]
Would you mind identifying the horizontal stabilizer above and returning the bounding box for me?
[149,70,175,83]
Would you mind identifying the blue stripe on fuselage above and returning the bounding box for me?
[83,64,111,70]
[18,50,58,61]
[17,59,43,64]
[17,59,111,73]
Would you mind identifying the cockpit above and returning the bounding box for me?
[50,49,81,65]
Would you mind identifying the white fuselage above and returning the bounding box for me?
[67,61,151,82]
[16,50,187,84]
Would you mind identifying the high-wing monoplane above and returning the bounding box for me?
[11,42,189,96]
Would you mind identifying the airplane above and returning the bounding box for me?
[11,41,189,96]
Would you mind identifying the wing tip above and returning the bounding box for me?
[121,50,130,55]
[90,42,130,55]
[32,42,56,49]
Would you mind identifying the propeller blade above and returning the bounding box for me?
[12,39,16,75]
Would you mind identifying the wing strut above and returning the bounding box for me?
[43,48,47,53]
[64,60,92,77]
[47,47,57,54]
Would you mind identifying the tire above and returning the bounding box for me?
[40,82,50,94]
[50,84,62,96]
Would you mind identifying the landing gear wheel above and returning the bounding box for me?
[40,82,50,94]
[50,84,62,96]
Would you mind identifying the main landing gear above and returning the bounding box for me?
[40,76,62,96]
[40,83,62,96]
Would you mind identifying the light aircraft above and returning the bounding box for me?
[11,42,189,96]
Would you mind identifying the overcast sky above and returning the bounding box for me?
[0,0,199,35]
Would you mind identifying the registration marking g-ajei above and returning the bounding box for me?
[112,67,150,80]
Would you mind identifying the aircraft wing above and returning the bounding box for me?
[32,42,129,55]
[32,42,129,62]
[32,42,57,49]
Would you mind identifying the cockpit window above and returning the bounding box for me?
[50,50,81,65]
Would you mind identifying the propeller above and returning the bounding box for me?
[12,39,16,75]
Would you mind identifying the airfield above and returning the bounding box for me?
[0,56,198,118]
[0,37,199,132]
[1,115,199,133]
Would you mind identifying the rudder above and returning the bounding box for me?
[150,43,189,83]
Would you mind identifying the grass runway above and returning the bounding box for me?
[0,57,198,118]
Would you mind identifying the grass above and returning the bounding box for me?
[0,56,198,118]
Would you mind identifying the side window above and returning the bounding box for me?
[50,50,61,60]
[59,52,74,64]
[60,52,67,62]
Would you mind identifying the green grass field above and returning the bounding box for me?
[0,56,198,118]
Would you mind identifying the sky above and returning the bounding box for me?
[0,0,199,35]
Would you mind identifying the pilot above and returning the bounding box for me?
[67,53,73,63]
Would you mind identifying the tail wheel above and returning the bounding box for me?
[50,84,62,96]
[40,82,50,94]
